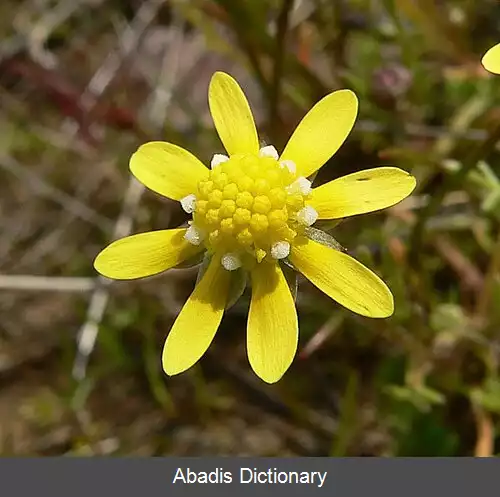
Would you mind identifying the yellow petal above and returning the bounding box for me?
[162,256,231,375]
[482,43,500,75]
[94,229,202,280]
[129,141,209,201]
[310,167,416,219]
[289,238,394,318]
[247,262,298,383]
[208,72,259,156]
[280,90,358,178]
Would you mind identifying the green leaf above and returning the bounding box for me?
[175,251,205,269]
[196,254,246,309]
[304,227,346,252]
[196,253,212,285]
[471,378,500,414]
[226,268,247,310]
[280,261,298,302]
[430,303,467,332]
[313,219,344,233]
[385,384,445,412]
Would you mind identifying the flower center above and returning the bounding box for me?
[182,148,318,270]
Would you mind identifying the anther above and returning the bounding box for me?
[296,206,318,226]
[280,160,296,174]
[211,154,229,168]
[184,224,205,245]
[259,145,279,160]
[180,194,197,213]
[287,177,311,195]
[271,241,290,260]
[221,253,242,271]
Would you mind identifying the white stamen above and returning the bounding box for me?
[221,253,242,271]
[259,145,279,160]
[180,194,197,213]
[296,206,318,226]
[184,225,204,245]
[211,153,229,168]
[271,241,290,260]
[279,159,296,174]
[287,176,311,195]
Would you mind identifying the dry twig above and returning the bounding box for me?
[73,0,185,380]
[0,275,96,292]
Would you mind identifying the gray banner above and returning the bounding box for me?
[1,458,498,497]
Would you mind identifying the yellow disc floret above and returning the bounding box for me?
[186,151,316,269]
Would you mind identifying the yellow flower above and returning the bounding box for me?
[94,72,416,383]
[482,43,500,74]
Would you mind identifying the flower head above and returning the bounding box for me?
[94,72,416,383]
[482,43,500,74]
